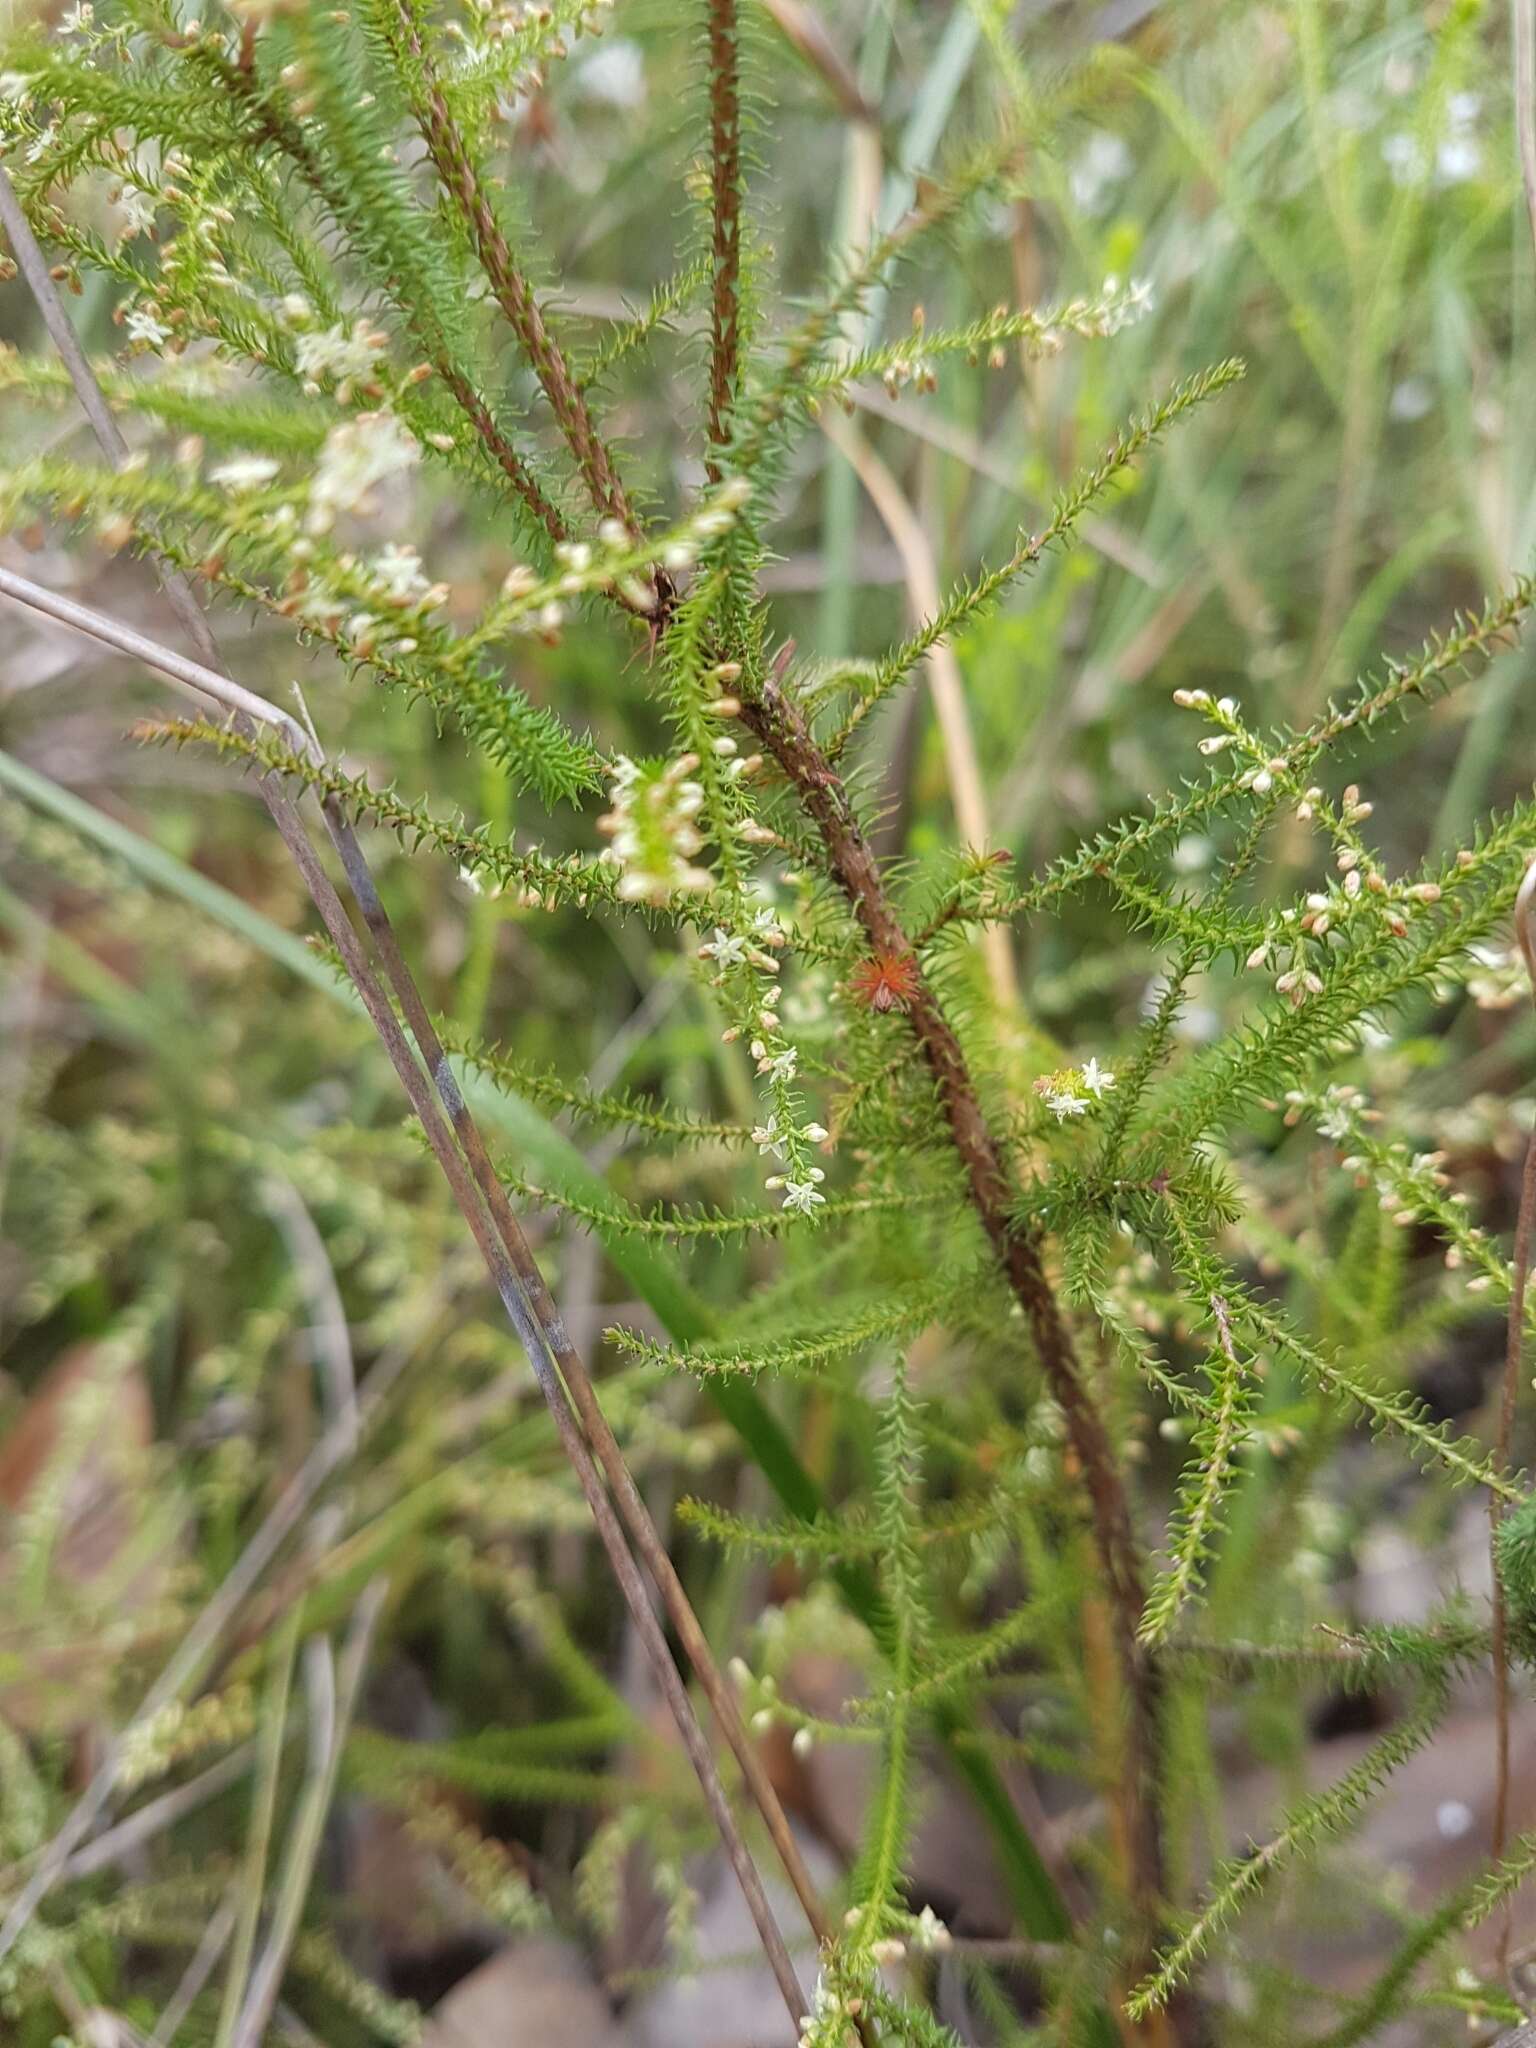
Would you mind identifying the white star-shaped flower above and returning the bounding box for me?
[751,1116,785,1159]
[125,307,170,348]
[1044,1088,1088,1121]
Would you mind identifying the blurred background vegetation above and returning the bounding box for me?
[4,0,1536,2042]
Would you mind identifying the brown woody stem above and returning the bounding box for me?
[213,58,571,550]
[393,2,633,530]
[705,0,743,475]
[740,661,1167,1957]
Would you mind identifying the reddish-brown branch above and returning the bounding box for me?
[436,361,573,549]
[384,6,678,625]
[740,663,1167,1955]
[705,0,743,475]
[214,60,571,551]
[392,2,633,529]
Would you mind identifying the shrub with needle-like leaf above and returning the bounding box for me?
[6,3,1536,2045]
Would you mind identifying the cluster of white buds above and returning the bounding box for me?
[1092,273,1156,333]
[696,663,765,787]
[703,897,828,1215]
[1033,1057,1116,1122]
[1180,683,1456,986]
[908,1905,952,1953]
[266,536,442,658]
[306,410,420,533]
[1363,1144,1454,1230]
[1299,1085,1498,1282]
[110,176,157,246]
[494,560,566,641]
[464,0,613,109]
[290,313,390,402]
[731,1654,779,1734]
[731,1657,818,1756]
[659,475,752,575]
[1299,1081,1373,1141]
[861,278,1155,404]
[596,754,711,903]
[1272,946,1325,1007]
[797,1971,861,2048]
[878,304,939,398]
[554,523,656,613]
[367,542,448,611]
[1173,688,1245,752]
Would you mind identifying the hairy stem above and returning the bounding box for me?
[705,0,743,474]
[739,662,1168,1975]
[388,0,639,537]
[214,55,571,549]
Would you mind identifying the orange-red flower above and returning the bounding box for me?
[849,951,921,1014]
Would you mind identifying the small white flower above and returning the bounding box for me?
[751,1116,785,1159]
[763,1046,798,1083]
[708,926,748,969]
[117,189,156,243]
[370,542,431,603]
[912,1905,951,1953]
[1100,275,1154,334]
[209,451,280,491]
[1045,1089,1088,1121]
[294,318,386,388]
[781,1179,827,1216]
[1080,1057,1116,1099]
[596,754,713,902]
[307,411,419,531]
[125,307,170,348]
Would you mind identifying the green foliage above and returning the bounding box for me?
[1496,1489,1536,1662]
[4,2,1536,2044]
